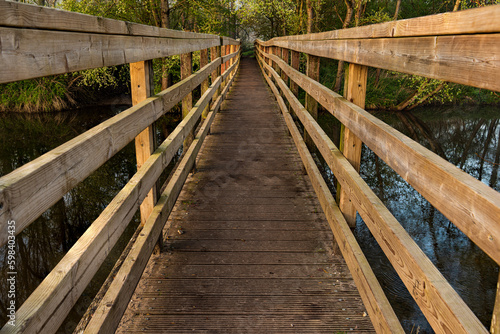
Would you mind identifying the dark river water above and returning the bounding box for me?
[320,104,500,333]
[0,104,499,332]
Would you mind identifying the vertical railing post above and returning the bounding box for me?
[275,46,282,77]
[304,54,320,148]
[221,43,226,76]
[181,52,194,161]
[281,48,289,85]
[266,46,272,77]
[338,63,368,228]
[130,60,157,226]
[290,50,300,98]
[200,48,209,119]
[211,43,221,99]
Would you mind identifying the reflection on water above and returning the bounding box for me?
[0,106,141,332]
[323,105,499,333]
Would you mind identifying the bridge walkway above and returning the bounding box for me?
[116,57,375,333]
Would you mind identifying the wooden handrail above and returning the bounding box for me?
[258,6,500,93]
[0,2,240,333]
[257,51,488,333]
[260,49,500,266]
[264,5,500,40]
[0,0,215,39]
[255,6,500,332]
[256,55,404,334]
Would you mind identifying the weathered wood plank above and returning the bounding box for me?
[258,56,402,333]
[200,48,209,118]
[181,52,194,152]
[290,50,300,98]
[0,27,220,83]
[0,57,221,248]
[221,50,240,65]
[0,0,218,39]
[131,60,157,226]
[259,34,500,92]
[260,49,500,266]
[338,63,368,228]
[304,54,320,148]
[258,54,487,333]
[222,36,240,45]
[263,5,500,40]
[134,277,359,296]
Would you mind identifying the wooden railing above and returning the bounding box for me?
[0,1,240,333]
[256,5,500,334]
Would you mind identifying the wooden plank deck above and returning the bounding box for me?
[116,57,375,333]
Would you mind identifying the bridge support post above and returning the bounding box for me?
[265,46,272,77]
[337,63,368,228]
[274,46,282,77]
[181,52,195,171]
[201,48,210,119]
[131,60,157,227]
[290,50,300,99]
[281,48,289,85]
[304,54,320,150]
[211,44,221,102]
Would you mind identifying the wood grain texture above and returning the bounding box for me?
[116,57,373,334]
[290,50,300,97]
[258,57,403,333]
[131,60,157,226]
[200,48,210,118]
[221,36,240,45]
[259,49,500,266]
[181,52,194,150]
[222,49,239,64]
[281,48,289,83]
[0,57,221,248]
[304,54,320,148]
[258,33,500,92]
[258,53,488,334]
[338,63,368,228]
[263,5,500,40]
[0,0,217,39]
[0,26,219,84]
[211,45,221,99]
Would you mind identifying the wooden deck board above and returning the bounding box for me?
[116,57,375,333]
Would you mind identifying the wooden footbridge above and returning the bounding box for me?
[1,1,500,333]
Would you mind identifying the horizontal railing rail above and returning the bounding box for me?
[0,1,240,333]
[256,5,500,334]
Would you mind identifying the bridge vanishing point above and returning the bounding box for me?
[1,1,500,333]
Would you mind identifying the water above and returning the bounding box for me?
[319,104,500,333]
[0,106,141,332]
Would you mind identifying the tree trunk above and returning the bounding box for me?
[333,0,354,92]
[306,0,314,33]
[453,0,461,11]
[161,0,170,91]
[393,0,401,20]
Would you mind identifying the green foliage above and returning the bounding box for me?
[76,66,130,90]
[239,0,300,39]
[0,76,75,113]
